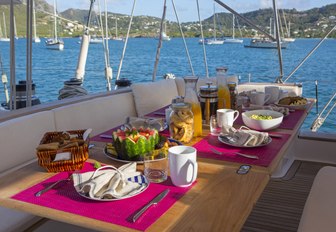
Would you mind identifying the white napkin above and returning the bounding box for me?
[128,116,165,131]
[72,162,148,199]
[221,125,269,146]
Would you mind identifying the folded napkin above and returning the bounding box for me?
[72,162,148,200]
[221,125,269,146]
[128,116,166,131]
[247,104,289,116]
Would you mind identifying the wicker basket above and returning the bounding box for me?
[36,130,89,172]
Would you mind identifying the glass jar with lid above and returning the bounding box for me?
[169,102,194,143]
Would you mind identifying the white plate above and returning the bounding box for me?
[275,101,310,110]
[104,146,144,164]
[74,175,149,201]
[218,134,272,148]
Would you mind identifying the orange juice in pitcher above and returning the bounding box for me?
[216,67,231,109]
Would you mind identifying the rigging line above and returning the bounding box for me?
[196,0,209,78]
[214,0,275,41]
[171,0,194,76]
[116,0,137,81]
[272,0,284,83]
[152,0,167,82]
[284,25,336,83]
[103,0,112,91]
[96,0,108,68]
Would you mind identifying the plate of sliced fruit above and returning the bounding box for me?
[104,127,181,163]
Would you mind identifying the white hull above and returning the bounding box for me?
[0,38,10,42]
[199,38,224,45]
[90,38,103,44]
[224,38,243,44]
[45,39,64,50]
[245,38,288,49]
[282,37,296,42]
[33,37,41,43]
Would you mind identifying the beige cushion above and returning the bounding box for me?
[0,111,55,174]
[175,77,217,96]
[132,79,179,116]
[298,166,336,232]
[53,92,137,136]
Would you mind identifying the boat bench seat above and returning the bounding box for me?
[298,166,336,232]
[237,82,302,96]
[0,111,56,232]
[53,91,137,136]
[132,79,179,116]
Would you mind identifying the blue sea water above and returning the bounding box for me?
[0,37,335,132]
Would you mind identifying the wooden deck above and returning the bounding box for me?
[242,160,335,232]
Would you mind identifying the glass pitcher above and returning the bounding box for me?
[216,66,231,109]
[183,76,203,137]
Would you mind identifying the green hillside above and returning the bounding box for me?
[0,1,335,38]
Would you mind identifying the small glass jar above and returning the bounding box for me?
[169,102,194,143]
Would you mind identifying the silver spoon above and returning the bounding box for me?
[210,148,259,160]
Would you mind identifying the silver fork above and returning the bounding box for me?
[210,148,259,160]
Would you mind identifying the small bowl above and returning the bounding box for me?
[242,109,284,131]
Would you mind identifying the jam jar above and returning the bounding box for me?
[169,102,194,143]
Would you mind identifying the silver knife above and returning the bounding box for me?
[99,134,112,139]
[132,189,170,222]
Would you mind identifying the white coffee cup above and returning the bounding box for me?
[168,146,198,187]
[279,89,289,100]
[217,109,239,127]
[265,86,280,104]
[249,92,271,106]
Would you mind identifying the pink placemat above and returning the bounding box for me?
[193,133,291,167]
[235,110,306,130]
[12,163,194,231]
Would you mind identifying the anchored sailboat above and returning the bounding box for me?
[200,3,224,45]
[224,14,243,44]
[45,0,64,50]
[111,16,123,41]
[33,1,40,43]
[0,12,9,42]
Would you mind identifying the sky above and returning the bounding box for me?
[47,0,336,22]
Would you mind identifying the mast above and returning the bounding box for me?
[3,12,7,39]
[53,0,57,40]
[115,16,117,37]
[232,14,235,39]
[213,3,216,39]
[33,1,37,40]
[14,16,17,38]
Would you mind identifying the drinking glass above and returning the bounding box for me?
[144,152,168,183]
[210,115,220,136]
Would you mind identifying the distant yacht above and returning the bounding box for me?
[199,3,224,45]
[45,0,64,50]
[224,14,243,44]
[244,37,288,49]
[33,1,40,43]
[90,35,103,44]
[0,12,10,42]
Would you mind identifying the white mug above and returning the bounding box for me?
[217,109,239,127]
[265,86,280,104]
[279,89,289,100]
[250,92,271,106]
[168,146,198,187]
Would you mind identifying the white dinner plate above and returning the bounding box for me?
[275,101,311,110]
[218,134,272,148]
[104,146,144,164]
